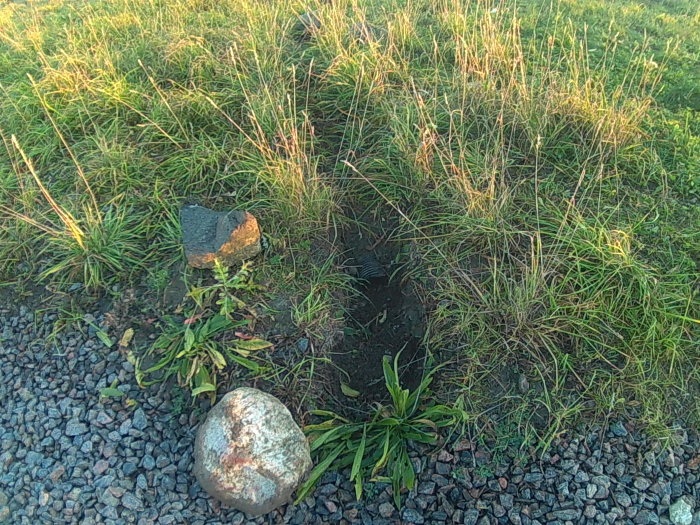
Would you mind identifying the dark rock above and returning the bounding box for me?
[180,206,261,269]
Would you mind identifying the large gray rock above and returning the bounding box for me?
[180,205,261,269]
[193,388,312,516]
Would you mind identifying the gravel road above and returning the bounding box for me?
[1,306,698,524]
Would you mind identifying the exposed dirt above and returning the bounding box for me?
[332,228,427,402]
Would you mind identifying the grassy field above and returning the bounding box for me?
[1,0,698,457]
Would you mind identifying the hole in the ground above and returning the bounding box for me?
[333,233,427,402]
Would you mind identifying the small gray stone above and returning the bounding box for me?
[132,409,147,431]
[121,493,144,511]
[93,460,109,475]
[99,489,119,507]
[65,420,87,436]
[670,497,695,525]
[616,492,633,508]
[587,483,598,499]
[575,471,590,483]
[95,412,113,426]
[500,493,514,509]
[136,474,148,490]
[635,478,652,491]
[401,508,425,524]
[418,481,436,495]
[610,422,628,437]
[524,472,543,483]
[464,509,479,525]
[119,418,132,435]
[141,455,155,470]
[378,502,394,518]
[635,509,659,524]
[122,462,137,476]
[552,509,581,521]
[25,451,43,466]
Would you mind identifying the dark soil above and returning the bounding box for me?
[332,229,426,402]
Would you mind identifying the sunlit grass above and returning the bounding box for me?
[0,0,697,444]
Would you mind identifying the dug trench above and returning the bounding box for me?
[331,226,427,403]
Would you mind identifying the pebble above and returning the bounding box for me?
[132,409,147,431]
[65,420,88,436]
[402,508,425,524]
[378,502,394,518]
[670,496,695,525]
[635,509,659,524]
[611,421,628,437]
[122,492,144,511]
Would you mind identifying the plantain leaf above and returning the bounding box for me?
[183,326,195,352]
[209,348,227,369]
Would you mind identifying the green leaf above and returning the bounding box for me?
[95,329,113,348]
[402,447,416,489]
[294,445,344,503]
[203,314,234,335]
[99,387,124,398]
[234,338,273,351]
[340,382,361,398]
[309,409,349,422]
[308,426,350,451]
[228,354,262,373]
[351,425,367,500]
[371,428,393,478]
[209,348,227,369]
[191,383,216,396]
[183,327,195,352]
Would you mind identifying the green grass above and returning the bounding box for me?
[297,353,468,506]
[0,0,698,449]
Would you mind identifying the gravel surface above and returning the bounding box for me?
[1,306,699,524]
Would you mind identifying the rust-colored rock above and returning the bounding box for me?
[180,205,261,269]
